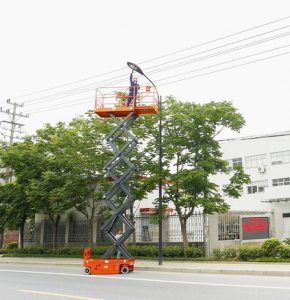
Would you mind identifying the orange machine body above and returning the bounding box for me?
[83,247,135,275]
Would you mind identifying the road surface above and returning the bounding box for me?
[0,263,290,299]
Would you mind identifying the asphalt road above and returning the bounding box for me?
[1,263,290,300]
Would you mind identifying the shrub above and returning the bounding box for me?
[278,244,290,259]
[163,245,183,257]
[0,249,7,255]
[238,245,261,261]
[223,246,238,259]
[260,238,282,257]
[186,246,203,258]
[213,245,262,261]
[91,246,110,257]
[2,244,203,259]
[6,242,18,251]
[213,248,223,260]
[56,247,83,256]
[18,246,52,255]
[212,246,238,260]
[127,245,145,257]
[283,238,290,246]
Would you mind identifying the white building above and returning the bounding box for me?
[136,131,290,240]
[214,131,290,239]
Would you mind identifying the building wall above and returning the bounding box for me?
[136,131,290,239]
[215,131,290,213]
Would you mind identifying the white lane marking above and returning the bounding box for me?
[18,289,104,300]
[1,269,290,291]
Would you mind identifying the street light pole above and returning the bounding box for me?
[127,62,163,265]
[158,95,163,265]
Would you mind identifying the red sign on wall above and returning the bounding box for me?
[242,217,269,240]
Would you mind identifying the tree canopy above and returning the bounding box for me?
[135,97,250,252]
[0,97,250,252]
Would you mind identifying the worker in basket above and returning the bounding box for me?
[127,71,140,107]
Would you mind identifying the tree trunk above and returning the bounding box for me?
[52,224,58,253]
[52,216,61,253]
[0,229,4,249]
[87,218,93,247]
[19,222,25,250]
[180,217,189,256]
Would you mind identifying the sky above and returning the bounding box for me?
[0,0,289,141]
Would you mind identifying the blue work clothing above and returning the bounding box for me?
[127,73,140,107]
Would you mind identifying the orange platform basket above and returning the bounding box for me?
[94,86,158,118]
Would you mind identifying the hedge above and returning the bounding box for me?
[2,244,203,258]
[213,238,290,261]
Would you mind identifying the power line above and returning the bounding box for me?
[24,47,290,115]
[12,16,290,101]
[23,28,290,106]
[158,51,290,87]
[145,31,290,75]
[154,45,290,83]
[28,98,92,114]
[142,25,290,72]
[26,96,93,113]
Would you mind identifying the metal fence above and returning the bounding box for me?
[23,213,205,246]
[68,219,88,244]
[218,214,240,241]
[167,214,204,243]
[43,220,66,245]
[132,214,204,243]
[23,222,41,245]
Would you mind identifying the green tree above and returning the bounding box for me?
[136,97,250,253]
[0,140,38,249]
[63,114,113,246]
[27,122,83,251]
[0,194,8,249]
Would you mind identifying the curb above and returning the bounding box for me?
[1,259,290,277]
[135,266,290,277]
[0,260,81,266]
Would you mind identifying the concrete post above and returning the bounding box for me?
[39,221,45,245]
[35,214,46,245]
[64,218,70,246]
[207,213,219,256]
[93,220,98,245]
[272,206,284,239]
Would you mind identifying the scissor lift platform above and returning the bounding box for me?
[83,247,135,275]
[94,85,158,118]
[95,105,158,118]
[87,84,157,275]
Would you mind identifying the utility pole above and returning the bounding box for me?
[0,99,29,145]
[0,99,29,183]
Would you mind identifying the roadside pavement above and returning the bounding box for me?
[1,256,290,277]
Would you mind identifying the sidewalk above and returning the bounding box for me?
[1,256,290,277]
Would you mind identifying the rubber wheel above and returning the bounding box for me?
[84,267,91,275]
[120,266,129,274]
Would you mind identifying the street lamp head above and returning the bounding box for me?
[127,62,144,75]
